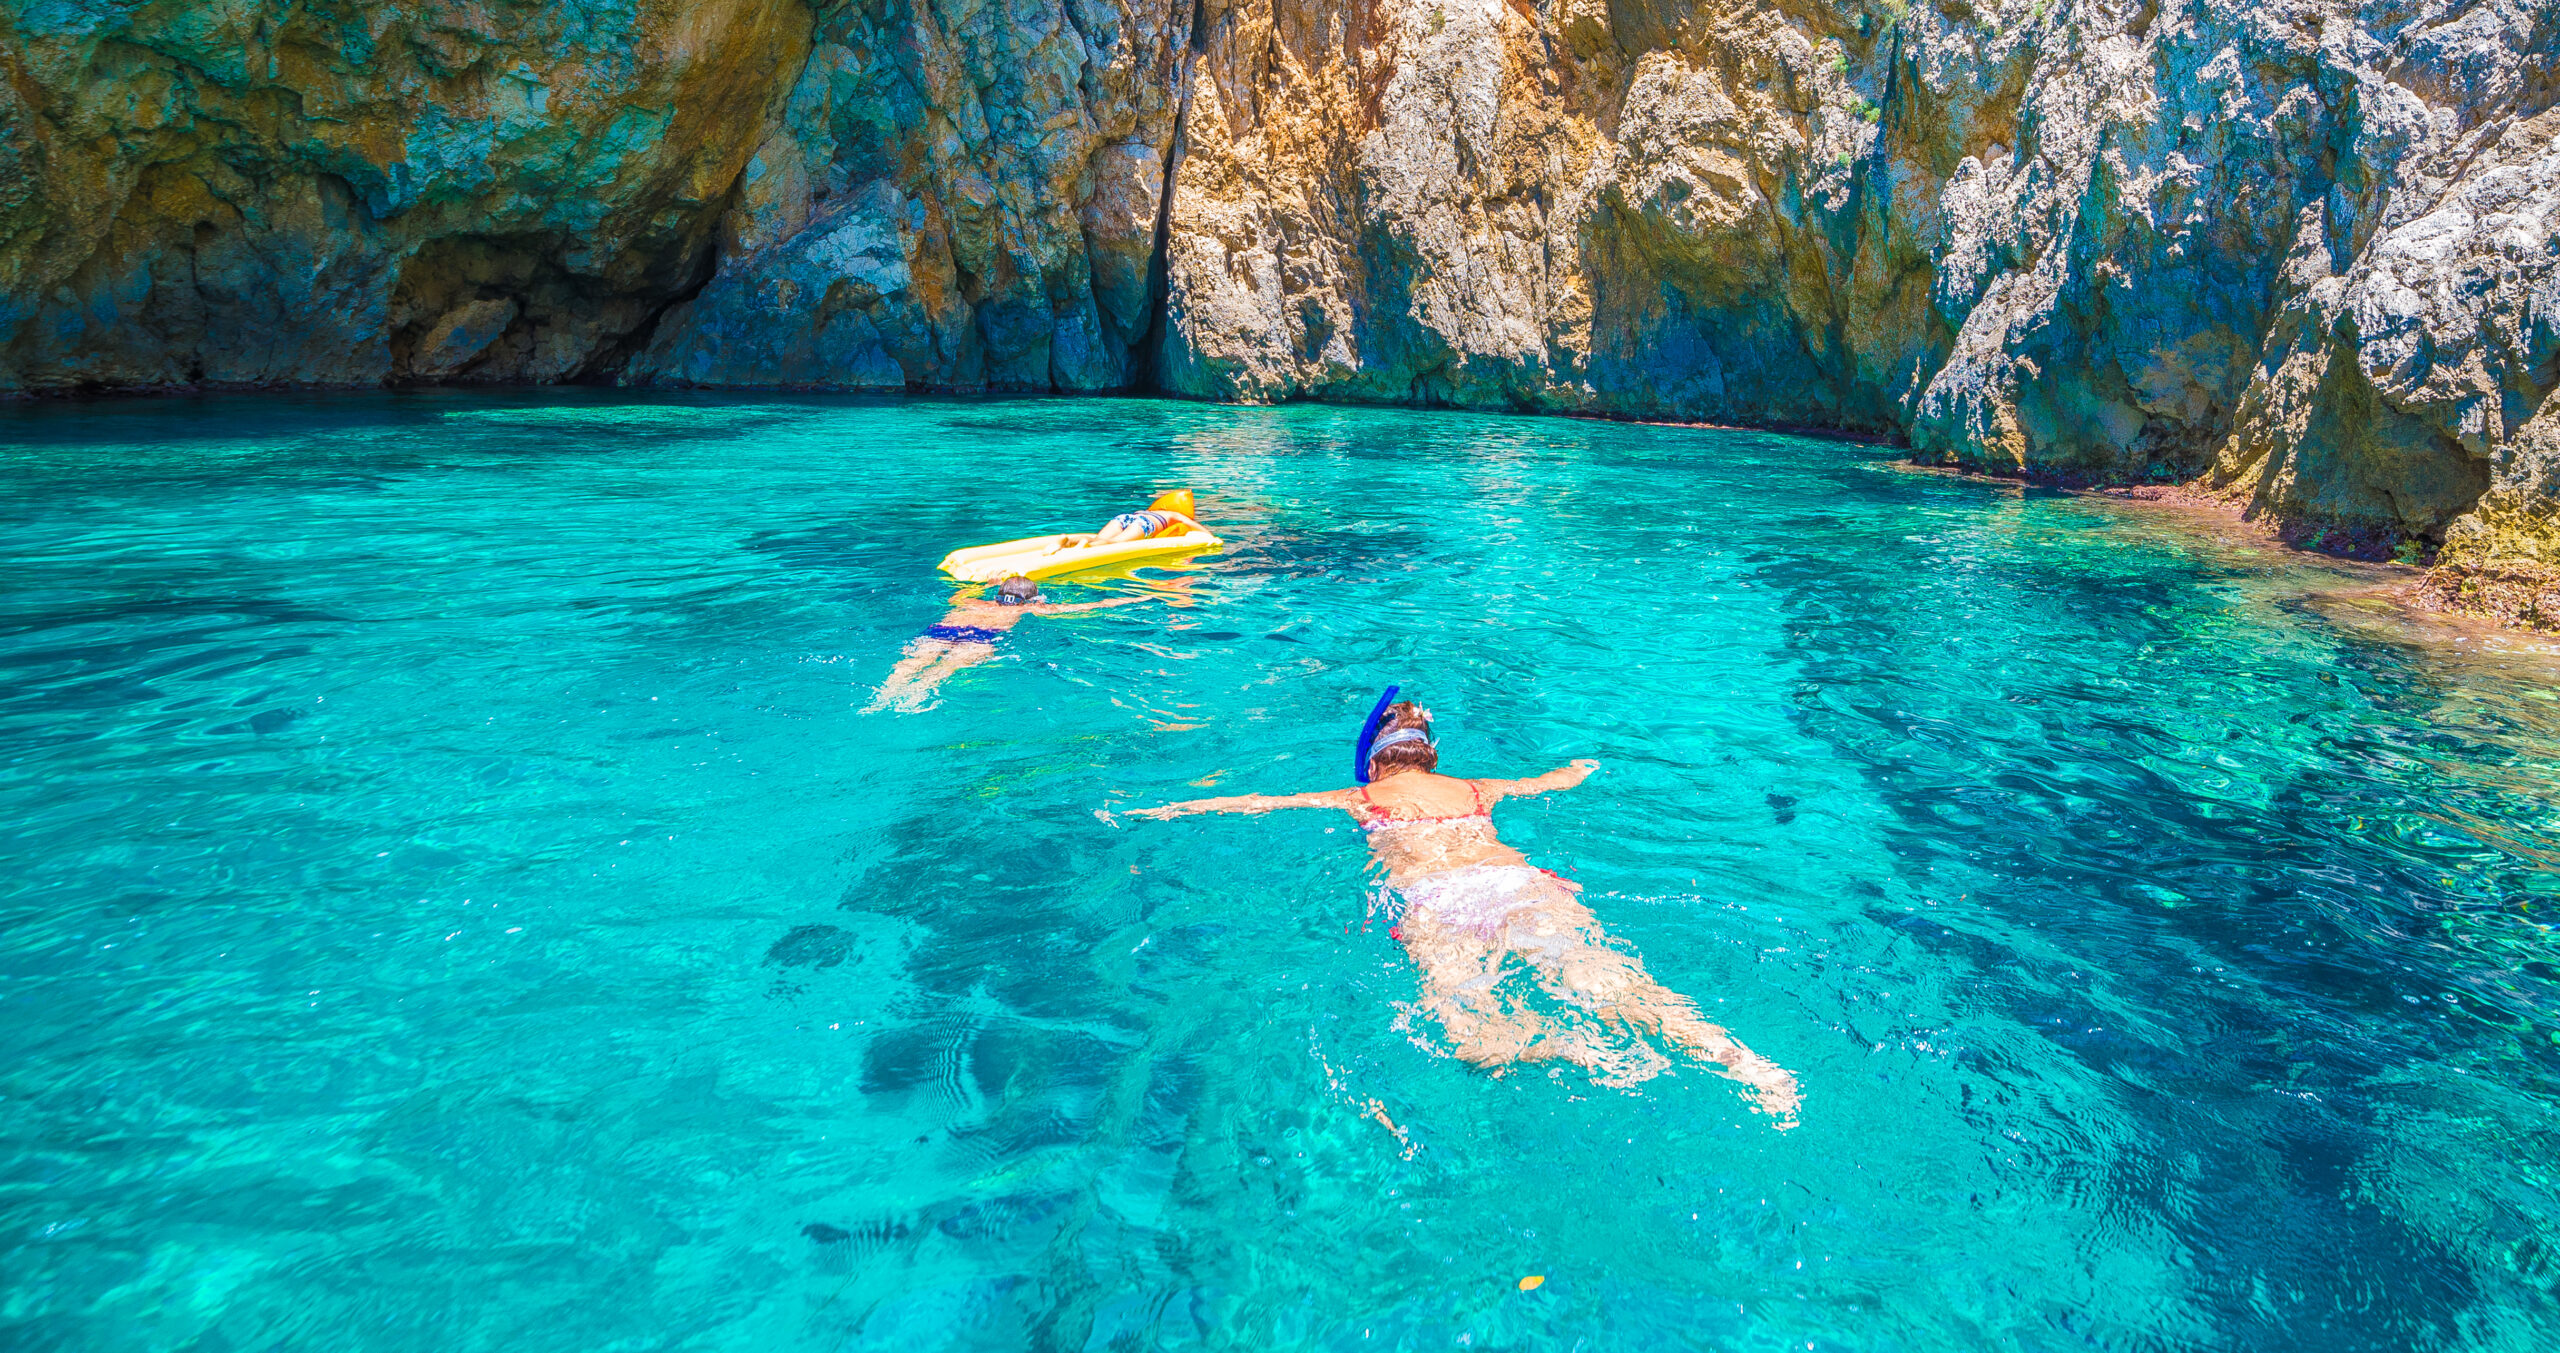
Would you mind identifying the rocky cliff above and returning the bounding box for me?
[4,1,2556,604]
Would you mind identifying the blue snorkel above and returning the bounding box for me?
[1353,685,1400,783]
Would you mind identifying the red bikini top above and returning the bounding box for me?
[1352,780,1488,827]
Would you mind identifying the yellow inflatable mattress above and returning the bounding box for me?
[938,529,1222,582]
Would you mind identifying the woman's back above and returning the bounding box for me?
[1352,772,1527,879]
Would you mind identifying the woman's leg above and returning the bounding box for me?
[1507,890,1801,1121]
[897,643,997,710]
[862,639,950,712]
[866,640,995,713]
[1396,919,1587,1070]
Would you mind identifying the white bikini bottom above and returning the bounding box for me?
[1392,865,1570,940]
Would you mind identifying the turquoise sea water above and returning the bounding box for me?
[4,392,2558,1351]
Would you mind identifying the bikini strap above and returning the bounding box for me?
[1470,780,1487,814]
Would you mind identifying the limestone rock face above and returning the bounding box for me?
[0,1,815,388]
[628,0,1195,391]
[5,0,2558,585]
[1155,0,2560,569]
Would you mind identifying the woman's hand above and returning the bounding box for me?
[1124,803,1190,820]
[1478,761,1599,801]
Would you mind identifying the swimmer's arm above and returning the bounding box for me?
[1029,596,1153,616]
[1126,789,1353,820]
[1473,759,1600,803]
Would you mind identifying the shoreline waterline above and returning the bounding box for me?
[16,381,2540,634]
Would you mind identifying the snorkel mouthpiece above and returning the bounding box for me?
[1353,684,1400,784]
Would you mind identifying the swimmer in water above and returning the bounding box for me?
[1129,694,1800,1123]
[863,575,1154,713]
[1046,488,1203,553]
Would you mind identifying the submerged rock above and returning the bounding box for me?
[3,0,2556,606]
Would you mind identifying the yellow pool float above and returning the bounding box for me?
[938,489,1221,582]
[937,528,1222,582]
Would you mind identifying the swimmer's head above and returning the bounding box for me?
[1147,489,1195,517]
[995,576,1042,605]
[1365,701,1437,778]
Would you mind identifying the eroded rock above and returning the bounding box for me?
[0,0,812,389]
[630,0,1196,391]
[1150,0,2560,612]
[411,297,522,377]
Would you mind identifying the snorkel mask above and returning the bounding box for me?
[1353,684,1403,783]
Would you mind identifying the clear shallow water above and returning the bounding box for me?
[3,392,2558,1352]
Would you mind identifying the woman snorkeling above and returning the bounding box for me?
[1130,692,1800,1123]
[863,575,1154,713]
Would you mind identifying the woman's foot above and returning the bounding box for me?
[1712,1051,1801,1127]
[1658,1012,1800,1125]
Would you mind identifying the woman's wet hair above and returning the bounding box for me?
[1366,700,1438,777]
[995,576,1041,605]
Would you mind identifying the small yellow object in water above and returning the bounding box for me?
[1518,1275,1544,1291]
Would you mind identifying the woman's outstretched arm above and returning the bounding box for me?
[1473,758,1600,804]
[1030,596,1153,616]
[1126,789,1352,820]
